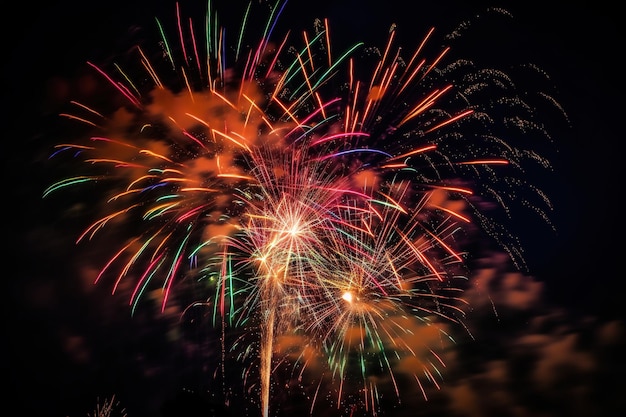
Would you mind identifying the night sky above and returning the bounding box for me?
[5,1,624,417]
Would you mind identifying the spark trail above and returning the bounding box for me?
[43,1,560,416]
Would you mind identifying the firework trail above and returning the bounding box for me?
[43,1,559,416]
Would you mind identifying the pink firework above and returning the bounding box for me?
[43,1,560,416]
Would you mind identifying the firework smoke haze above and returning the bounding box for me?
[40,1,565,416]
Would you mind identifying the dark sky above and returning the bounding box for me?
[5,1,624,417]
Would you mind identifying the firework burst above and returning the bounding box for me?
[43,1,560,416]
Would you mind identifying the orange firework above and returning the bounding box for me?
[43,1,561,416]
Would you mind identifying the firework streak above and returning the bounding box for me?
[43,1,557,416]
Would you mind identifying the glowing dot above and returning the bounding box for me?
[342,291,353,303]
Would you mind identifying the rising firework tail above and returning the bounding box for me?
[43,1,563,416]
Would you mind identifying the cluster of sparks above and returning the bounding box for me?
[43,1,557,416]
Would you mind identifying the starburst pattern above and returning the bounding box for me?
[43,1,560,416]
